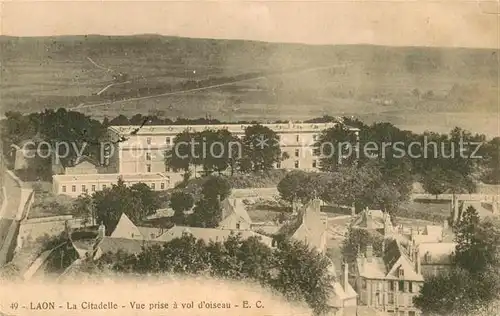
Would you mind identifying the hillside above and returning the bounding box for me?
[0,35,498,135]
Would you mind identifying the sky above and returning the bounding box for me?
[0,1,499,48]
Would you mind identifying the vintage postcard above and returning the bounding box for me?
[0,1,499,316]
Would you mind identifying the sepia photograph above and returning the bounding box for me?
[0,1,499,315]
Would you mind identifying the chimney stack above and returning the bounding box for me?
[366,244,373,262]
[98,222,106,238]
[341,262,349,291]
[415,247,421,274]
[351,203,356,216]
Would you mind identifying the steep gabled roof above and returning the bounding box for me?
[110,213,143,240]
[96,237,164,256]
[221,198,252,225]
[290,199,327,252]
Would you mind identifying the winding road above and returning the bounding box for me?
[70,63,352,111]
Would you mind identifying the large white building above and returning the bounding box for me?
[106,121,359,174]
[53,120,359,197]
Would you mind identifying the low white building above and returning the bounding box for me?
[53,172,182,197]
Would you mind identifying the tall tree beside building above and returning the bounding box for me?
[169,191,194,221]
[414,206,500,315]
[277,171,324,208]
[189,197,223,228]
[241,124,281,172]
[317,124,358,171]
[201,175,232,202]
[454,206,500,274]
[166,130,198,175]
[93,178,158,234]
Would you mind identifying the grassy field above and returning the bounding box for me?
[1,35,498,136]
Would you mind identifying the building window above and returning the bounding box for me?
[294,161,299,168]
[409,312,416,316]
[146,152,151,160]
[165,137,171,144]
[236,223,240,229]
[151,183,155,190]
[296,135,300,142]
[388,293,394,304]
[165,165,170,172]
[409,282,413,293]
[147,137,152,145]
[399,268,405,278]
[398,280,405,292]
[312,160,317,168]
[91,185,96,192]
[72,185,76,192]
[295,149,300,157]
[147,164,151,172]
[82,185,86,193]
[361,278,367,289]
[102,184,107,190]
[389,281,395,291]
[62,185,66,193]
[276,161,281,169]
[313,134,318,141]
[160,183,165,190]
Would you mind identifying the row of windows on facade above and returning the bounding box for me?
[361,279,417,294]
[61,182,167,193]
[145,148,319,162]
[275,160,318,169]
[145,135,321,145]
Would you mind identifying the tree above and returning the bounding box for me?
[189,197,223,228]
[414,267,500,316]
[71,193,95,226]
[277,171,323,209]
[241,124,281,172]
[169,191,194,220]
[317,124,358,171]
[166,130,197,174]
[93,178,158,234]
[422,167,476,197]
[341,228,384,265]
[271,240,334,315]
[201,175,231,202]
[454,206,500,274]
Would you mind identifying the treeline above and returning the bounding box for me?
[94,234,334,315]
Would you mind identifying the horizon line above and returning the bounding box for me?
[0,33,497,50]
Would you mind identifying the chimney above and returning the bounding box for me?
[98,223,106,238]
[341,262,349,291]
[366,244,373,262]
[351,203,356,216]
[415,247,421,274]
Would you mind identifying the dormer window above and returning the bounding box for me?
[424,252,432,263]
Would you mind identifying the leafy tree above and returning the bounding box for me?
[422,167,476,197]
[71,193,95,226]
[166,130,197,174]
[341,228,384,265]
[241,124,281,172]
[201,175,231,202]
[189,197,223,228]
[454,206,500,274]
[93,178,158,234]
[277,171,323,208]
[317,124,358,171]
[271,239,334,315]
[414,267,500,316]
[169,191,194,219]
